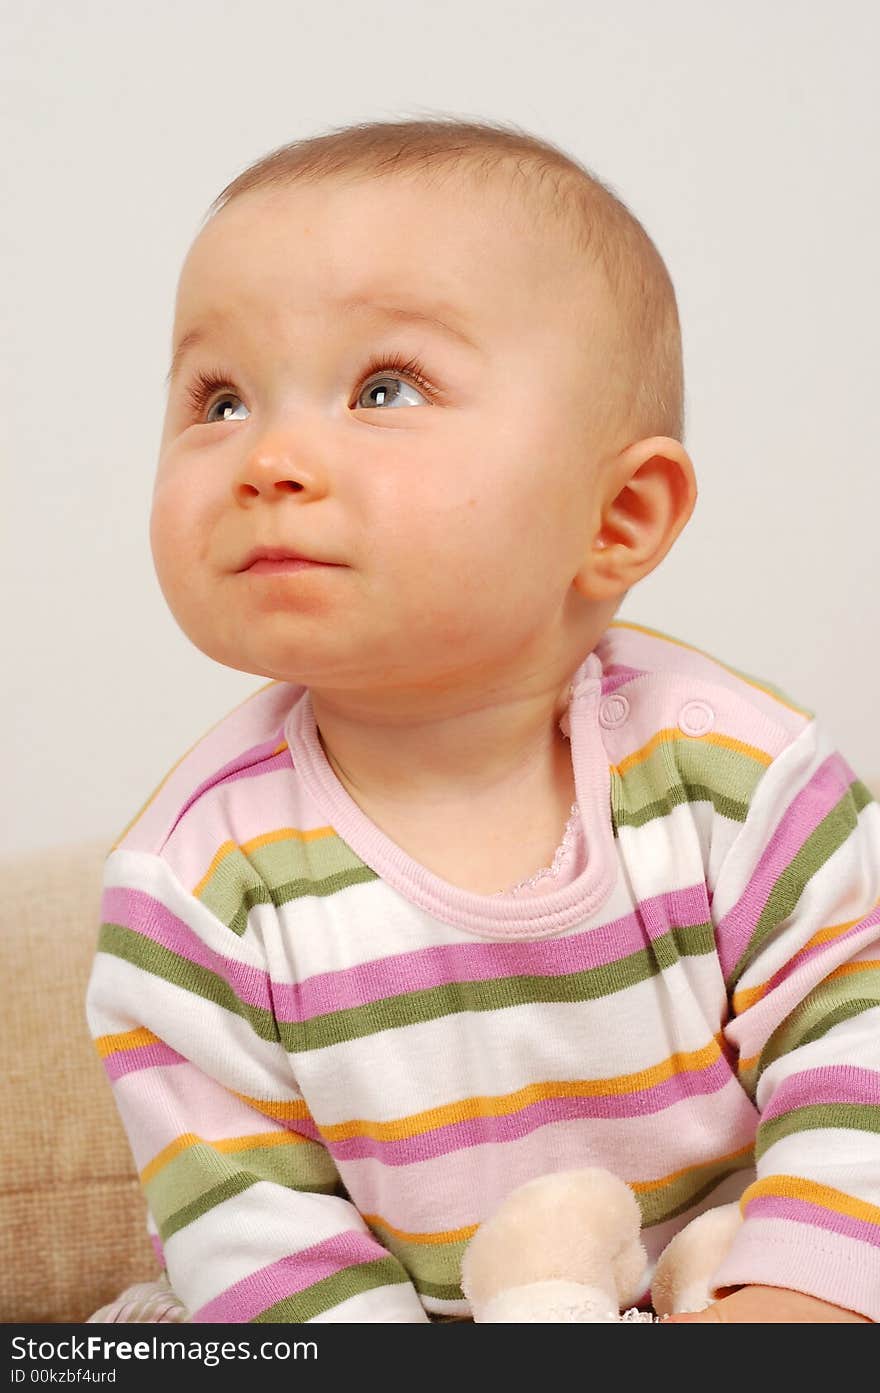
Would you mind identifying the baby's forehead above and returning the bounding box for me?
[183,174,602,337]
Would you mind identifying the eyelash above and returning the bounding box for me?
[183,350,441,419]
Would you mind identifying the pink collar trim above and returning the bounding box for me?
[284,652,617,939]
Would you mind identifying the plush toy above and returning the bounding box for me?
[460,1168,742,1322]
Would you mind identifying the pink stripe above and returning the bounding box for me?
[273,883,711,1023]
[165,736,292,846]
[163,778,335,891]
[715,755,857,980]
[150,1233,165,1268]
[120,681,301,857]
[600,665,646,695]
[760,1065,880,1123]
[193,1231,385,1322]
[103,1041,186,1081]
[336,1081,758,1232]
[113,1063,299,1169]
[756,906,880,1001]
[745,1194,880,1248]
[103,885,274,1014]
[103,881,710,1028]
[322,1052,733,1167]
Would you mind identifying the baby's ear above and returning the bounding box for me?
[573,436,697,601]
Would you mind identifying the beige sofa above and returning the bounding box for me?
[4,794,878,1323]
[1,841,155,1324]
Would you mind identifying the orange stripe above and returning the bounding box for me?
[629,1142,755,1195]
[233,1091,313,1123]
[827,958,880,983]
[362,1143,756,1246]
[612,728,773,779]
[141,1132,200,1184]
[319,1038,724,1144]
[140,1128,306,1184]
[732,908,880,1013]
[192,826,336,897]
[608,621,812,715]
[94,1027,160,1058]
[363,1215,479,1246]
[742,1174,880,1226]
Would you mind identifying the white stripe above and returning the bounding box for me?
[289,957,727,1125]
[756,1127,880,1207]
[711,720,839,922]
[755,1006,880,1111]
[103,848,269,968]
[87,952,297,1098]
[602,801,717,904]
[731,807,880,997]
[165,1182,381,1312]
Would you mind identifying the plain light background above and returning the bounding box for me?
[3,0,878,857]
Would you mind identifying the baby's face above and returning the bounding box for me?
[154,175,615,695]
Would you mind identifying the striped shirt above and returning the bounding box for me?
[85,620,880,1322]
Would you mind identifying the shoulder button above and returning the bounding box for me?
[599,694,630,729]
[679,700,715,737]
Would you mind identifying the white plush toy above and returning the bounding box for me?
[460,1168,743,1323]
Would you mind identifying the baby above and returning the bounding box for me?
[86,116,879,1324]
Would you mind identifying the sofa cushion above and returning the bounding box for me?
[0,841,156,1322]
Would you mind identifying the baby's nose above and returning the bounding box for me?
[234,431,330,502]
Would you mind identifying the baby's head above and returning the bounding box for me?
[153,117,696,710]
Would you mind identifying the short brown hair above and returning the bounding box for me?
[204,114,685,445]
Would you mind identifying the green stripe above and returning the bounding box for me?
[276,922,716,1053]
[226,868,378,936]
[367,1224,468,1294]
[728,784,867,988]
[636,1151,754,1228]
[147,1139,337,1235]
[252,1258,411,1322]
[756,1103,880,1161]
[162,1173,257,1240]
[640,1164,751,1231]
[612,738,770,832]
[755,968,880,1081]
[197,835,378,934]
[97,922,278,1043]
[412,1274,464,1302]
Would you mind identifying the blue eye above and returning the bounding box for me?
[185,371,248,422]
[184,352,440,424]
[355,374,427,409]
[354,352,438,409]
[206,394,248,424]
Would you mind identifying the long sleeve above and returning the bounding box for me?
[86,848,429,1323]
[708,717,880,1320]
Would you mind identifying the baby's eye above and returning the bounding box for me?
[354,372,428,410]
[184,370,248,423]
[206,394,248,424]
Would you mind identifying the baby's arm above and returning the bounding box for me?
[86,849,429,1323]
[705,718,880,1322]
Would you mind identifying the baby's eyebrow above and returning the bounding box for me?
[166,296,480,388]
[333,295,481,354]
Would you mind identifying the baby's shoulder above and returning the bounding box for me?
[112,679,303,859]
[595,619,815,754]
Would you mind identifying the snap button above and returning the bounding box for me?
[679,700,715,737]
[599,694,630,729]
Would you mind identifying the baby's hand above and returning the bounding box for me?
[663,1285,870,1323]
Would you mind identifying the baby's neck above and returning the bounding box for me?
[311,684,578,894]
[310,679,575,809]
